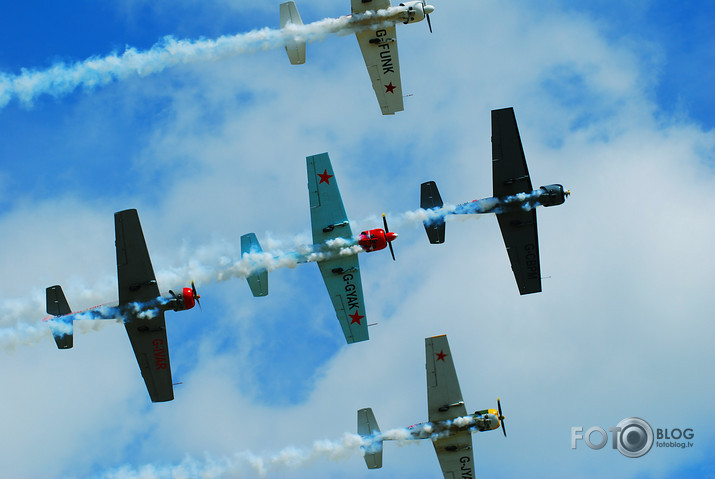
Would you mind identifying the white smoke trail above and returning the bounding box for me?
[0,199,492,351]
[96,433,366,479]
[0,8,404,109]
[96,421,479,478]
[156,235,362,288]
[387,189,547,229]
[0,309,114,351]
[396,204,458,226]
[0,234,362,350]
[0,287,114,351]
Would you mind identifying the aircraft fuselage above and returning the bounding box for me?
[453,184,568,216]
[344,2,434,30]
[45,287,196,324]
[404,411,501,441]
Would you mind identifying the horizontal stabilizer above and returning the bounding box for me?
[358,408,383,469]
[46,285,73,349]
[420,181,446,244]
[280,1,306,65]
[240,233,268,297]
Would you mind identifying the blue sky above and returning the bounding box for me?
[1,1,714,478]
[567,0,715,128]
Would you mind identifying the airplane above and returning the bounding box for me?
[420,107,570,295]
[279,0,435,115]
[44,209,201,402]
[358,334,506,477]
[241,152,397,344]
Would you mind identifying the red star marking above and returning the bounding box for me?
[436,350,447,361]
[384,82,396,94]
[318,169,333,185]
[349,310,364,325]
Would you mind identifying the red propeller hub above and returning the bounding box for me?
[182,287,196,310]
[386,231,398,242]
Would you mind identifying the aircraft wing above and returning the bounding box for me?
[432,431,475,479]
[426,335,474,478]
[426,335,467,423]
[308,153,369,343]
[307,152,351,244]
[116,209,161,304]
[491,108,541,295]
[491,107,533,198]
[496,210,541,295]
[115,209,174,402]
[123,309,173,402]
[317,256,369,343]
[353,2,404,117]
[351,0,391,14]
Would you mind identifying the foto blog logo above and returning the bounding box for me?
[571,417,694,458]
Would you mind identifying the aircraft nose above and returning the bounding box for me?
[424,5,435,14]
[387,232,398,242]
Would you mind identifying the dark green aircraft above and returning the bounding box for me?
[44,209,200,402]
[420,107,569,295]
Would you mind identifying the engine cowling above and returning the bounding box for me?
[399,1,426,24]
[167,282,201,312]
[538,184,569,207]
[358,228,398,253]
[473,408,501,432]
[181,287,196,310]
[170,287,196,311]
[359,228,388,252]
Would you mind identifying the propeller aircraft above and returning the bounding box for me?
[420,107,570,294]
[358,335,505,477]
[44,209,201,402]
[279,0,435,115]
[241,152,397,344]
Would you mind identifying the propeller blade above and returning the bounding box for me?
[383,213,396,261]
[191,280,202,311]
[497,398,506,437]
[423,1,433,32]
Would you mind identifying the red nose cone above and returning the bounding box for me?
[182,287,196,310]
[386,232,398,242]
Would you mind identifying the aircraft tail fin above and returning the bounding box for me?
[358,407,383,469]
[420,181,446,244]
[45,285,73,349]
[240,233,269,297]
[280,1,306,65]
